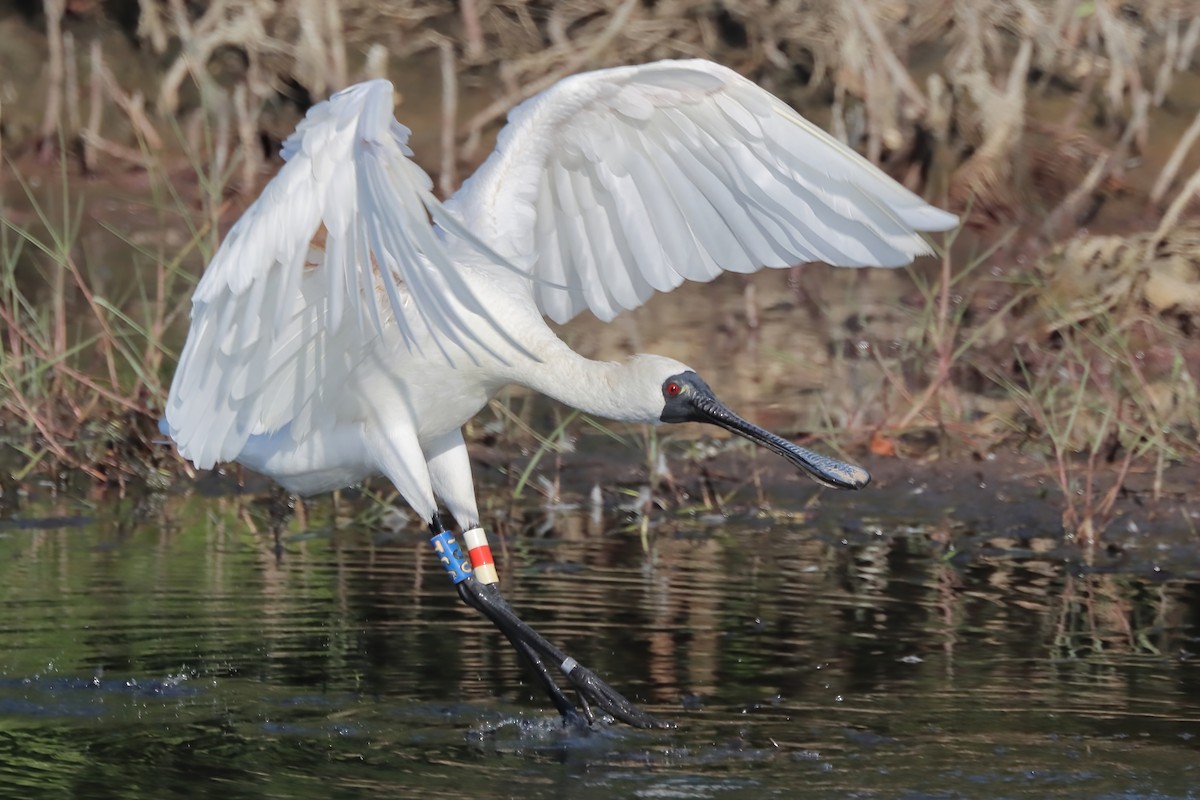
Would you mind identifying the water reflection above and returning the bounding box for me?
[0,480,1198,798]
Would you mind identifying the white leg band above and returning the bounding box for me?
[462,526,498,585]
[463,527,488,549]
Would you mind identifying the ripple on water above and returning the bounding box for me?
[0,487,1197,799]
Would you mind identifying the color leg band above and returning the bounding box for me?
[430,531,472,584]
[559,657,578,676]
[462,527,499,585]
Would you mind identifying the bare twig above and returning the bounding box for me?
[362,43,388,81]
[64,31,80,136]
[1179,15,1200,70]
[460,0,486,62]
[461,0,638,159]
[896,248,954,431]
[324,0,348,91]
[1150,108,1200,204]
[160,0,273,113]
[77,132,151,168]
[1044,90,1147,236]
[92,52,164,151]
[138,0,170,54]
[844,0,927,115]
[233,83,261,194]
[1152,167,1200,245]
[38,0,66,160]
[82,40,104,173]
[438,38,458,197]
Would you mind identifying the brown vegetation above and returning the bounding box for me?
[2,0,1200,543]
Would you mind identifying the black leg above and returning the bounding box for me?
[457,577,666,728]
[428,517,667,729]
[456,579,587,727]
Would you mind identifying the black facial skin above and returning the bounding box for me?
[660,371,870,490]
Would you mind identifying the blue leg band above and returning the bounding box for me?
[430,531,473,584]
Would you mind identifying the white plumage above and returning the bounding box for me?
[165,57,957,528]
[163,57,958,728]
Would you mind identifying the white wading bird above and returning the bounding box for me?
[164,59,957,728]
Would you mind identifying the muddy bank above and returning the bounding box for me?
[462,430,1200,565]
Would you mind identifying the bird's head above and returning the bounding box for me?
[630,355,870,491]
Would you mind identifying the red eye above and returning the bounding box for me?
[666,381,682,397]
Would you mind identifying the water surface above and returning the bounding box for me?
[1,472,1198,799]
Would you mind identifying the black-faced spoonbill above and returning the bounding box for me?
[164,59,958,728]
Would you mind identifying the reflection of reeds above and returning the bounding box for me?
[1052,572,1182,659]
[3,480,1194,745]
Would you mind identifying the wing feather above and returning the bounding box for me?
[589,161,658,308]
[447,58,958,324]
[165,80,521,469]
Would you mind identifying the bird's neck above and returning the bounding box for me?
[520,347,659,424]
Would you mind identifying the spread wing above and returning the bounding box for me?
[446,58,959,324]
[165,80,515,469]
